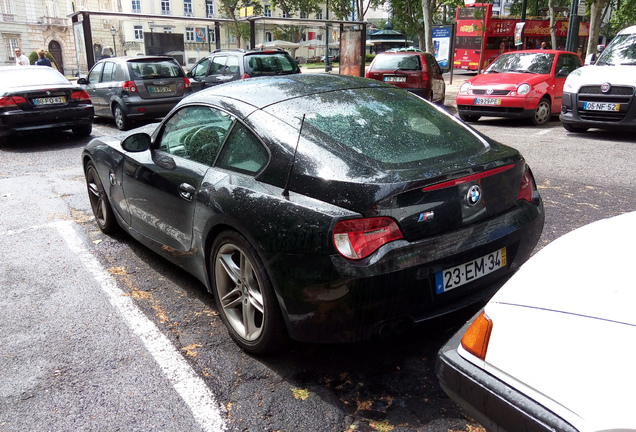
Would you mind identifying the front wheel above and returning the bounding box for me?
[72,123,92,138]
[211,231,287,354]
[113,104,130,131]
[530,97,552,126]
[85,161,119,234]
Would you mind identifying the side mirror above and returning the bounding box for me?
[122,133,152,152]
[77,77,88,85]
[557,68,570,78]
[186,71,193,78]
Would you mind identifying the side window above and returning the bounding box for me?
[216,122,269,174]
[192,58,210,78]
[158,105,235,166]
[113,63,127,81]
[87,62,104,84]
[101,62,115,82]
[209,56,227,76]
[225,56,240,76]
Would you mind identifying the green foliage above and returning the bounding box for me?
[28,50,60,69]
[366,53,376,62]
[508,0,569,17]
[217,0,263,47]
[610,0,636,34]
[269,0,322,17]
[273,26,306,42]
[28,51,37,65]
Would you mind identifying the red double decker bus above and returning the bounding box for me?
[454,3,589,71]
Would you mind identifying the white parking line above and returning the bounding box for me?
[53,221,227,432]
[535,129,551,135]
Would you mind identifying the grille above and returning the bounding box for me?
[579,85,634,96]
[459,105,524,114]
[472,89,511,96]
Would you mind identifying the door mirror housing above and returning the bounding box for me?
[557,68,570,78]
[77,77,88,85]
[122,132,152,152]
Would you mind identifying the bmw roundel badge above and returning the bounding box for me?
[467,185,482,206]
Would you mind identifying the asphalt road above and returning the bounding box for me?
[1,96,635,432]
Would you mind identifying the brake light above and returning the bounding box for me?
[461,311,493,361]
[518,165,536,202]
[0,96,18,107]
[333,217,403,259]
[13,96,27,104]
[241,73,251,79]
[122,81,138,92]
[422,164,514,192]
[183,77,191,89]
[71,90,91,102]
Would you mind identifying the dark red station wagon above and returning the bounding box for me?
[366,49,446,104]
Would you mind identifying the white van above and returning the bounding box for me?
[560,25,636,132]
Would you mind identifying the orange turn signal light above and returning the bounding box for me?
[461,311,493,361]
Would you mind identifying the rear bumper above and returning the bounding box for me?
[110,93,189,120]
[271,199,545,344]
[436,320,579,432]
[0,105,94,137]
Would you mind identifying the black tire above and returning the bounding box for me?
[113,104,130,131]
[530,97,552,126]
[562,122,589,133]
[458,112,481,122]
[210,231,287,354]
[85,161,119,234]
[436,90,446,106]
[72,123,92,138]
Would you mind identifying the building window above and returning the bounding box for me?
[185,27,195,42]
[160,0,171,15]
[281,10,288,18]
[265,32,273,42]
[134,25,143,40]
[316,9,323,19]
[6,37,19,60]
[206,0,214,17]
[264,5,271,17]
[299,11,307,18]
[0,0,16,14]
[131,0,141,13]
[46,0,59,17]
[229,34,236,44]
[183,0,192,16]
[163,27,173,33]
[209,29,216,42]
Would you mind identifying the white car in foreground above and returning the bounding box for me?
[437,211,636,432]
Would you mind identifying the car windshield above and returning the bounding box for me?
[129,60,184,79]
[371,54,421,71]
[0,67,69,89]
[486,52,555,74]
[268,87,487,168]
[244,53,300,76]
[595,34,636,65]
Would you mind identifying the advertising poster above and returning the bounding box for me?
[340,29,362,77]
[514,22,525,46]
[432,26,452,70]
[195,28,207,43]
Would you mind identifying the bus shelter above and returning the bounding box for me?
[70,10,367,77]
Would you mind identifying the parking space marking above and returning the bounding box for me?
[535,129,551,135]
[53,221,227,432]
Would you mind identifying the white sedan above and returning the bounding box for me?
[437,211,636,432]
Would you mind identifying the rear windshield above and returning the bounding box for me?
[244,53,300,76]
[128,59,185,79]
[596,33,636,65]
[0,67,69,89]
[371,54,422,71]
[266,87,487,168]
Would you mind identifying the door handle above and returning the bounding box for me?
[179,183,196,201]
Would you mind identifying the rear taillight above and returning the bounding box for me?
[122,81,138,92]
[240,73,251,79]
[0,97,19,107]
[13,96,27,104]
[71,90,91,103]
[183,77,191,89]
[461,311,493,361]
[333,217,403,260]
[518,165,536,202]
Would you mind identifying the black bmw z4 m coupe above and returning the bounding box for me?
[82,74,544,353]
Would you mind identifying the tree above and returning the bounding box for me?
[586,0,611,58]
[217,0,263,48]
[610,0,636,34]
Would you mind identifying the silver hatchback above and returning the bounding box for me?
[78,56,191,130]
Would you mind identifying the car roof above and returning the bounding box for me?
[505,49,578,55]
[98,56,180,63]
[183,74,391,109]
[618,25,636,35]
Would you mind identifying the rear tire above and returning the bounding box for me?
[210,231,287,354]
[113,104,130,131]
[72,124,92,138]
[85,161,119,234]
[562,122,589,133]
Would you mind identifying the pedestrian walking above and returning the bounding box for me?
[14,47,29,66]
[35,49,52,67]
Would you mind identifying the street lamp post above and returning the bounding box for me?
[110,26,117,57]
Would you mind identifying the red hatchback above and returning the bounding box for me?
[456,50,582,125]
[366,50,446,104]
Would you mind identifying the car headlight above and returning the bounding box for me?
[563,68,582,93]
[517,83,531,95]
[459,82,472,94]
